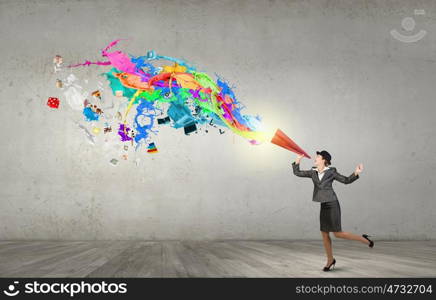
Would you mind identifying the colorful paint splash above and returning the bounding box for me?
[47,40,313,165]
[66,39,268,150]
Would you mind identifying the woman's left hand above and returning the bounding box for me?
[354,163,363,175]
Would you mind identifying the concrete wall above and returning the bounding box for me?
[0,0,435,240]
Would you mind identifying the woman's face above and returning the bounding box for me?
[314,154,325,166]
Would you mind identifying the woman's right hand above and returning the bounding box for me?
[295,153,305,164]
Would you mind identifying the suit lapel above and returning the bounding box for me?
[314,167,334,183]
[319,168,334,183]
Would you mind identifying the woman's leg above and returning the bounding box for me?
[321,231,334,265]
[333,231,370,245]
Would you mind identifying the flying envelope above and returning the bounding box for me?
[271,128,311,158]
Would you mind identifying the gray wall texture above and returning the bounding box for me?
[0,0,435,240]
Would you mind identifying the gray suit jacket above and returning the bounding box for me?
[292,161,359,203]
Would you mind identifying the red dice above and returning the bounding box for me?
[47,97,60,109]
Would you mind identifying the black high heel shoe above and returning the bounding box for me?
[323,258,336,271]
[362,234,374,248]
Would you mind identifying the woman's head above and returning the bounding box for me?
[315,150,332,167]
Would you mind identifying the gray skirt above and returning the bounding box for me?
[320,200,342,232]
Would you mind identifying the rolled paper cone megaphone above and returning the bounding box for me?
[270,128,311,158]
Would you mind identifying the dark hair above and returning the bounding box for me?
[324,159,331,166]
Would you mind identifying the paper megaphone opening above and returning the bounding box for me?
[270,128,311,158]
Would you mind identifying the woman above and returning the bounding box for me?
[292,150,374,271]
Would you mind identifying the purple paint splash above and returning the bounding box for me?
[118,123,133,141]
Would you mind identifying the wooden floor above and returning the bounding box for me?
[0,240,435,277]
